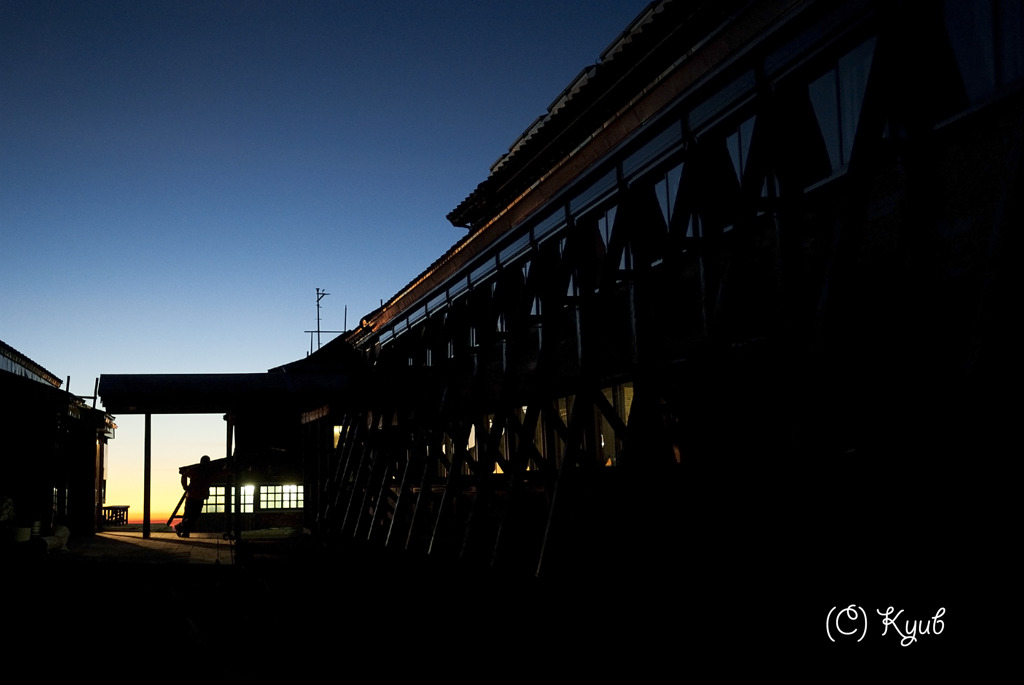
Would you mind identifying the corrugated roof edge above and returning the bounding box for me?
[449,0,671,228]
[489,1,663,177]
[0,339,63,388]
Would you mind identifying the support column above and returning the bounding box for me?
[227,413,240,542]
[143,413,151,539]
[222,414,232,537]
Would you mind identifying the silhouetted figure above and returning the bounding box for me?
[175,455,221,538]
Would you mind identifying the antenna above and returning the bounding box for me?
[316,287,328,350]
[304,288,344,354]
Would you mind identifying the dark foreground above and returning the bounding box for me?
[3,510,1011,679]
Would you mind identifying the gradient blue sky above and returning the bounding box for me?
[2,0,649,519]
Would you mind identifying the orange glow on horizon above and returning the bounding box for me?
[125,513,172,525]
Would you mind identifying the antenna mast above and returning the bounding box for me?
[316,287,328,351]
[304,288,344,354]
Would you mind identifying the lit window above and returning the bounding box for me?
[203,485,254,513]
[554,395,575,469]
[595,383,634,467]
[440,433,455,477]
[260,485,304,510]
[466,424,477,459]
[240,485,254,514]
[204,487,227,514]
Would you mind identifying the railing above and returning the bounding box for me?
[101,505,129,526]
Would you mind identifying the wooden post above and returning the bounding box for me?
[227,413,240,542]
[143,413,151,539]
[223,414,232,537]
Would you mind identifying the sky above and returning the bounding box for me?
[1,0,651,522]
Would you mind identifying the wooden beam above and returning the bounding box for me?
[143,413,151,539]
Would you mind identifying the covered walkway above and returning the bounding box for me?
[98,369,351,538]
[62,528,242,565]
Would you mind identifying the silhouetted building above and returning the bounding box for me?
[171,450,304,534]
[1,340,115,545]
[305,0,1019,584]
[99,366,352,537]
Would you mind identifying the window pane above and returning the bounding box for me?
[655,164,683,228]
[809,71,841,171]
[623,122,683,179]
[569,168,617,216]
[945,0,997,101]
[727,116,756,182]
[809,37,876,172]
[203,487,225,514]
[1000,0,1024,86]
[259,485,304,510]
[838,37,876,165]
[241,485,254,514]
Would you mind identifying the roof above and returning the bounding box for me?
[269,333,365,374]
[348,0,817,347]
[447,0,744,230]
[98,372,350,415]
[0,339,63,388]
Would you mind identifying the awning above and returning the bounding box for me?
[98,371,349,415]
